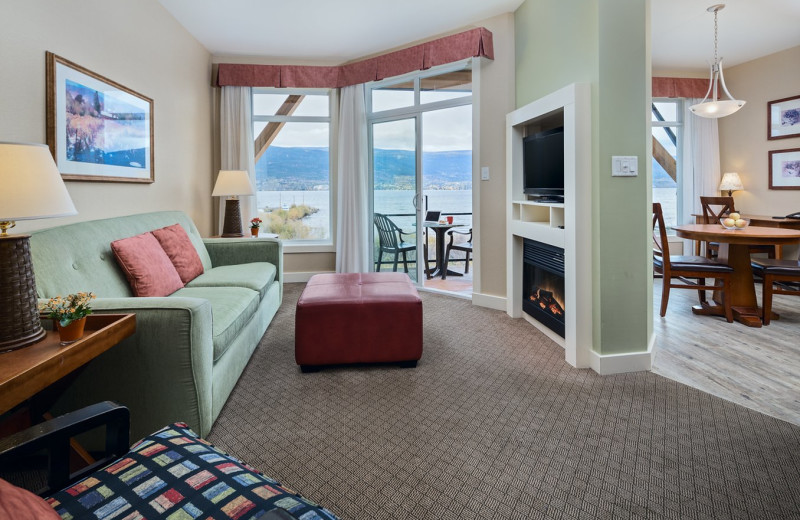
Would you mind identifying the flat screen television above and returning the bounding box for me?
[523,127,564,202]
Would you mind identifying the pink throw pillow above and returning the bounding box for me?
[0,478,60,519]
[151,223,204,283]
[111,232,184,297]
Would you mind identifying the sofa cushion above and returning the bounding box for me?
[186,263,277,299]
[152,223,205,283]
[171,287,259,361]
[46,422,339,520]
[111,233,184,297]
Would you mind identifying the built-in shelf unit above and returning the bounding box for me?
[506,83,592,368]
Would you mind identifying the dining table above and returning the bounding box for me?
[691,213,800,258]
[673,224,800,327]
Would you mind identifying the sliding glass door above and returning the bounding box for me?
[371,117,420,282]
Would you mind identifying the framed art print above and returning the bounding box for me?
[768,148,800,190]
[46,52,154,183]
[767,94,800,140]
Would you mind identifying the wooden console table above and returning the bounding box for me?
[0,314,136,416]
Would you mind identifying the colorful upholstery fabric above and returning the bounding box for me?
[46,423,338,520]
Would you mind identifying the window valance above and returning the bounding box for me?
[217,27,494,89]
[652,77,709,99]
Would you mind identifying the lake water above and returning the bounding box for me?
[257,189,473,238]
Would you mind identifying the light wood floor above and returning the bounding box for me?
[651,279,800,425]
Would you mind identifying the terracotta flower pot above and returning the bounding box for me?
[57,317,87,345]
[251,227,259,237]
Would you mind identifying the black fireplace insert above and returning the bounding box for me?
[522,239,565,338]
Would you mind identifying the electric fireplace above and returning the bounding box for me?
[522,238,565,338]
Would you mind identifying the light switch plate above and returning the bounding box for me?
[612,156,638,177]
[481,166,490,181]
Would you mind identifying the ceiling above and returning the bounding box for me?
[158,0,800,70]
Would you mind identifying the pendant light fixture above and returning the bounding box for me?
[690,4,745,118]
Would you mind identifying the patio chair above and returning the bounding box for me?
[374,213,415,273]
[442,228,473,280]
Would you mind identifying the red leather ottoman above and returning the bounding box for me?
[295,272,423,372]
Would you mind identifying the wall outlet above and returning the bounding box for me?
[481,166,490,181]
[612,156,638,177]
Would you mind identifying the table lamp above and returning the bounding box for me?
[212,170,254,237]
[719,172,743,197]
[0,142,77,351]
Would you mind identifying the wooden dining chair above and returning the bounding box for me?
[653,203,733,322]
[751,252,800,325]
[700,196,776,259]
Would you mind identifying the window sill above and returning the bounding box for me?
[283,243,335,254]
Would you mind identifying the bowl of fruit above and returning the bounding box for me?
[720,213,749,230]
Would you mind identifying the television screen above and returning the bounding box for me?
[523,127,564,200]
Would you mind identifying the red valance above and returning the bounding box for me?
[217,27,494,89]
[652,77,709,99]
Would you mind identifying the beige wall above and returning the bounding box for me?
[1,0,214,235]
[719,45,800,218]
[474,13,516,298]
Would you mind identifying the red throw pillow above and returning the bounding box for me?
[151,223,204,283]
[111,232,184,297]
[0,478,60,519]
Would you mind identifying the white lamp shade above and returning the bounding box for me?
[212,170,255,197]
[719,172,744,192]
[689,99,746,119]
[0,142,77,221]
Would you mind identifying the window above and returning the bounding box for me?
[652,99,682,232]
[252,89,331,242]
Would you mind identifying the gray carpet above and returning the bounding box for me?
[208,283,800,519]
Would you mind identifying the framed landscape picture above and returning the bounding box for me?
[46,52,154,183]
[768,148,800,190]
[767,94,800,140]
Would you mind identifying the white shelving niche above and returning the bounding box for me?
[506,83,593,368]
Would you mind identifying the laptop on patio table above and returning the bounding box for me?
[424,211,441,224]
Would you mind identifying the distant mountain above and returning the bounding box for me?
[255,147,472,190]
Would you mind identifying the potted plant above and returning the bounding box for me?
[250,217,263,237]
[39,292,97,345]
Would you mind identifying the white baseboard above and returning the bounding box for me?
[283,271,333,283]
[589,333,655,374]
[472,292,506,311]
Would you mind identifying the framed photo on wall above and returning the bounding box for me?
[767,94,800,140]
[46,52,154,183]
[768,148,800,190]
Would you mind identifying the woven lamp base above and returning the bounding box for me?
[0,234,46,352]
[221,198,244,237]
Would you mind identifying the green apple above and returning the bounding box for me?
[729,212,741,220]
[723,218,736,227]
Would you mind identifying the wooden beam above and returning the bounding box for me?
[652,136,676,182]
[254,95,305,163]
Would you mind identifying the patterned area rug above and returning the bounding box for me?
[208,283,800,519]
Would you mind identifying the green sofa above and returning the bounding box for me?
[29,211,282,439]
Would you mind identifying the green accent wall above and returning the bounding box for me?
[515,0,653,356]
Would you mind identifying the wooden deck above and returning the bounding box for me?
[651,279,800,425]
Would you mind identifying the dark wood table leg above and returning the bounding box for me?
[691,242,767,327]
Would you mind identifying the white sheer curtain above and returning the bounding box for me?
[336,84,370,272]
[219,86,256,235]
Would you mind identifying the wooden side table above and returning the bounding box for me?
[0,314,136,416]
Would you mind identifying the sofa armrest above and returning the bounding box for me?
[202,238,283,282]
[0,402,129,496]
[47,297,215,440]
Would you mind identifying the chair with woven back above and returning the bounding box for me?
[653,202,733,322]
[374,213,416,273]
[700,196,776,259]
[751,250,800,325]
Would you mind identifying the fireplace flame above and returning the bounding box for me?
[529,287,565,319]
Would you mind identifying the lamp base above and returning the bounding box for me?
[0,234,46,352]
[221,198,244,237]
